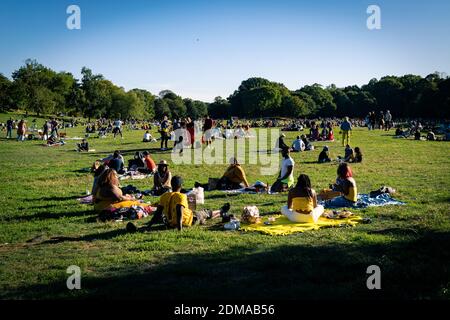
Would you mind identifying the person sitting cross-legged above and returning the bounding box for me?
[281,174,324,223]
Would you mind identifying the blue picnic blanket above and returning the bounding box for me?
[321,193,405,209]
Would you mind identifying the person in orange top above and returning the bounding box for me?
[139,151,156,174]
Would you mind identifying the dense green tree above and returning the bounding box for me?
[0,74,12,111]
[184,98,208,120]
[129,89,155,119]
[2,60,449,119]
[208,96,230,119]
[297,84,336,116]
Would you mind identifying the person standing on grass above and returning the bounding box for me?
[50,118,58,137]
[6,118,13,139]
[281,174,324,223]
[159,116,170,150]
[203,115,214,147]
[42,120,50,140]
[340,117,352,147]
[113,118,123,139]
[16,119,27,141]
[384,110,393,131]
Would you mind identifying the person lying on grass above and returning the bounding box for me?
[194,157,250,191]
[128,176,231,232]
[93,168,147,212]
[324,163,358,208]
[281,174,324,223]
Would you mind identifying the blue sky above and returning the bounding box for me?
[1,0,449,101]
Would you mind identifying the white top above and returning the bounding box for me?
[114,120,122,128]
[143,133,151,140]
[292,139,305,151]
[280,157,295,179]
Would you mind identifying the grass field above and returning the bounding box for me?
[0,113,449,300]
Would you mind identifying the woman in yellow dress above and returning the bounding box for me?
[281,174,324,223]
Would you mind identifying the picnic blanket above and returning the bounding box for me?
[320,193,405,209]
[241,213,363,236]
[119,172,152,181]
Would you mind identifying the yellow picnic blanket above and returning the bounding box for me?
[240,214,363,236]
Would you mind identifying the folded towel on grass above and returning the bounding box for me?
[240,214,363,236]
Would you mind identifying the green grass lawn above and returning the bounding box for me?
[0,113,449,300]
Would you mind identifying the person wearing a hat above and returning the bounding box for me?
[318,146,331,163]
[152,160,172,195]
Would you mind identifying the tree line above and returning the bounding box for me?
[0,59,449,120]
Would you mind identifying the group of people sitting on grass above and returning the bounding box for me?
[87,138,362,230]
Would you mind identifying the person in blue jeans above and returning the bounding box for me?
[324,163,358,208]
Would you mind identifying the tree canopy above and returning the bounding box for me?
[0,60,448,119]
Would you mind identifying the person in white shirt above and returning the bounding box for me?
[291,135,305,152]
[143,130,152,142]
[270,148,295,193]
[113,119,123,138]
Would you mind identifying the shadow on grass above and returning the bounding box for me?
[87,148,174,157]
[5,230,450,300]
[3,209,96,222]
[29,195,83,202]
[39,224,168,244]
